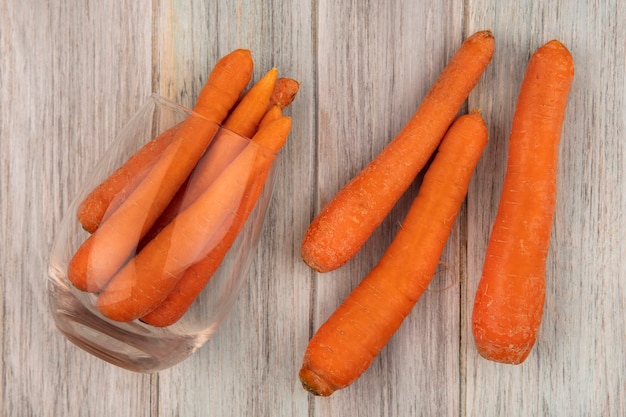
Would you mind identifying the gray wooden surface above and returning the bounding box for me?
[1,0,624,416]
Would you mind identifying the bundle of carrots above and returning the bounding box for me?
[299,31,574,396]
[67,49,300,327]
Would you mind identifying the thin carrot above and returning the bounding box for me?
[268,77,300,110]
[76,123,181,233]
[471,40,574,365]
[300,30,495,273]
[67,49,254,293]
[299,112,488,396]
[223,67,278,138]
[259,105,283,128]
[97,117,292,323]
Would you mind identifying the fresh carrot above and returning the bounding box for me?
[76,123,181,233]
[299,112,488,396]
[140,69,281,246]
[259,105,283,128]
[76,62,277,235]
[300,30,495,273]
[97,117,292,323]
[223,67,278,138]
[140,147,274,327]
[471,40,574,365]
[268,77,300,110]
[67,49,254,292]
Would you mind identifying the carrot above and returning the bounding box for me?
[268,77,300,110]
[67,49,254,292]
[223,67,278,138]
[139,149,273,326]
[471,40,574,365]
[97,117,292,323]
[139,69,280,246]
[300,30,495,273]
[76,123,181,233]
[299,112,488,396]
[259,105,283,128]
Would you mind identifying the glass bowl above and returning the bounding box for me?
[48,94,277,372]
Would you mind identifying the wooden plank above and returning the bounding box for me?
[312,0,464,414]
[0,1,154,416]
[152,1,315,416]
[464,0,626,416]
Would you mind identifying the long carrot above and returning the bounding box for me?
[76,123,181,233]
[299,112,488,396]
[301,30,494,273]
[67,49,254,293]
[471,40,574,365]
[97,117,292,323]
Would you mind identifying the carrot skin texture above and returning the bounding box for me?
[471,40,574,364]
[67,49,254,292]
[300,113,488,396]
[98,117,291,323]
[301,30,495,273]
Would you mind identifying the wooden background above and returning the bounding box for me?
[1,0,624,416]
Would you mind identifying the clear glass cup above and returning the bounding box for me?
[48,94,277,372]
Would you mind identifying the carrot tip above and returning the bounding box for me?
[299,367,336,397]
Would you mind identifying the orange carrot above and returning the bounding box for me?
[67,49,254,292]
[300,30,494,273]
[140,145,274,327]
[471,40,574,365]
[259,105,283,128]
[299,112,488,396]
[97,117,292,323]
[223,67,278,138]
[268,77,300,110]
[140,69,279,246]
[76,123,181,233]
[76,53,274,235]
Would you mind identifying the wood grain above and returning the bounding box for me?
[1,0,624,416]
[1,1,153,416]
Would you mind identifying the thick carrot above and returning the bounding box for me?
[76,123,181,233]
[471,40,574,365]
[301,30,494,273]
[97,117,292,323]
[67,49,254,292]
[268,77,300,110]
[299,112,488,396]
